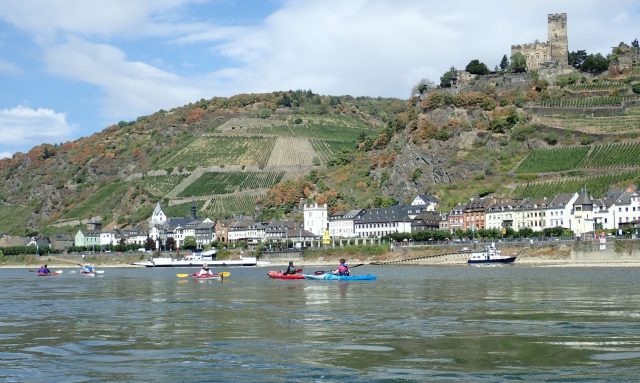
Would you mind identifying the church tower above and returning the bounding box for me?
[548,13,568,67]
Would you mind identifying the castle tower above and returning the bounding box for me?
[547,13,568,67]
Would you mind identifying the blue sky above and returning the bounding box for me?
[0,0,638,158]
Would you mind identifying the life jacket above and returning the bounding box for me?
[338,264,349,276]
[285,265,296,274]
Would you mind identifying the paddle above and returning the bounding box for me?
[176,271,231,278]
[313,263,364,275]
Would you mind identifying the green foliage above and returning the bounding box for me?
[632,83,640,94]
[543,133,558,145]
[499,54,509,71]
[439,66,456,88]
[555,72,582,87]
[465,59,490,75]
[412,79,435,96]
[510,52,527,73]
[183,236,197,250]
[62,182,129,220]
[511,125,536,141]
[515,147,589,173]
[580,53,609,74]
[373,196,397,208]
[140,175,187,197]
[328,148,354,167]
[568,49,588,69]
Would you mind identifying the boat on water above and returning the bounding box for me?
[303,273,377,281]
[132,250,266,267]
[267,271,305,280]
[467,243,516,265]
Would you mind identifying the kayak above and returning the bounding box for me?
[192,274,222,280]
[80,271,96,277]
[267,271,305,280]
[303,274,377,281]
[37,272,61,277]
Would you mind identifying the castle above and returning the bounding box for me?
[511,13,568,70]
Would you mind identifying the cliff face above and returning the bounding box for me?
[373,101,502,204]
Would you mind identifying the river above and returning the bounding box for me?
[1,265,639,382]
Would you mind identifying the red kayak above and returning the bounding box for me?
[267,271,305,280]
[37,272,60,277]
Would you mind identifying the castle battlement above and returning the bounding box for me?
[511,42,549,50]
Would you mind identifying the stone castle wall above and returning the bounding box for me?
[511,13,568,70]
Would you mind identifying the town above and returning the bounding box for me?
[2,185,639,256]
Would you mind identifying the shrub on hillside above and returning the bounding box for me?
[632,83,640,94]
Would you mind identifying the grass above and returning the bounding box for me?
[0,204,32,234]
[515,147,589,173]
[204,194,262,217]
[512,171,640,199]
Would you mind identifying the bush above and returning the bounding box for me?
[632,83,640,94]
[544,133,558,145]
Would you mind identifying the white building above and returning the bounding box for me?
[411,194,438,211]
[149,202,167,228]
[545,193,578,229]
[571,188,596,237]
[485,200,517,231]
[304,203,328,236]
[328,210,362,238]
[353,206,413,238]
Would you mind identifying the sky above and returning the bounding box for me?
[0,0,638,158]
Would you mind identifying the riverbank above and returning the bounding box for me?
[3,241,640,268]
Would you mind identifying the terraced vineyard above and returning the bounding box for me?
[139,175,187,197]
[266,137,316,166]
[533,106,640,133]
[178,171,284,197]
[515,147,589,173]
[565,81,626,93]
[531,95,634,108]
[583,142,640,168]
[513,171,640,199]
[156,136,276,169]
[204,194,262,216]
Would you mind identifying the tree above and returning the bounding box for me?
[165,237,176,251]
[632,38,639,48]
[568,49,587,69]
[465,59,489,75]
[183,236,197,250]
[580,53,609,74]
[499,54,509,71]
[509,52,527,73]
[439,66,456,88]
[411,79,435,96]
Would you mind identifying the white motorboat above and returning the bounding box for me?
[467,243,516,265]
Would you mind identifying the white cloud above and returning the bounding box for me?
[43,39,209,120]
[0,106,73,151]
[0,152,12,159]
[0,0,203,39]
[0,58,22,76]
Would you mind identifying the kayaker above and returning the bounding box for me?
[38,264,51,275]
[196,263,214,277]
[81,263,94,273]
[332,258,350,276]
[282,261,297,275]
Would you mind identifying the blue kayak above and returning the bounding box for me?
[303,274,376,281]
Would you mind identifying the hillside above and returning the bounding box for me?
[0,92,406,234]
[1,59,640,235]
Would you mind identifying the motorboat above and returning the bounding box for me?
[467,243,516,265]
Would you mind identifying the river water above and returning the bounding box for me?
[1,265,639,382]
